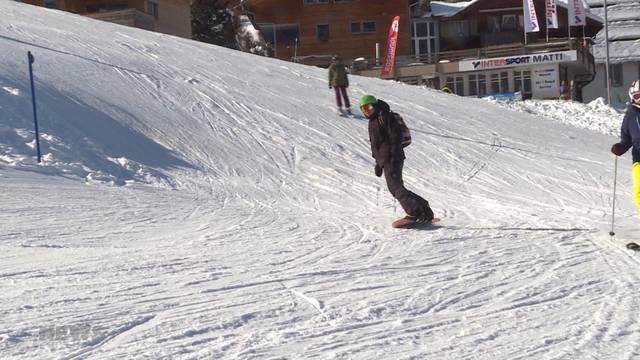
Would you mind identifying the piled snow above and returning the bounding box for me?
[485,97,624,136]
[2,2,640,359]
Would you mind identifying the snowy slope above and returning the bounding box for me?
[2,1,640,359]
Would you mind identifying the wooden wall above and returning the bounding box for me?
[36,0,144,14]
[251,0,411,62]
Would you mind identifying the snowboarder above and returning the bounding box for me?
[611,80,640,211]
[358,94,434,224]
[328,55,351,114]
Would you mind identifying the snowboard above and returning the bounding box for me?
[338,108,363,119]
[392,217,441,229]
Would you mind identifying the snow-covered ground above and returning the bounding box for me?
[2,1,640,359]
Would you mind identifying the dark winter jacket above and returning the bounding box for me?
[616,105,640,162]
[367,100,406,166]
[328,61,349,87]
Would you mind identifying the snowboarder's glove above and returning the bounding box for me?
[611,143,626,156]
[374,164,383,177]
[329,85,332,89]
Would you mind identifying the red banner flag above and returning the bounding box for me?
[381,16,400,77]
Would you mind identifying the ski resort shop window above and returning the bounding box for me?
[489,72,509,94]
[317,24,330,41]
[446,75,465,96]
[468,74,487,97]
[513,70,531,94]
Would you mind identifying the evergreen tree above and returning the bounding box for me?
[191,0,237,49]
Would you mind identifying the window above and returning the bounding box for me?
[446,76,464,95]
[351,21,374,33]
[276,24,300,47]
[610,63,623,87]
[415,22,428,37]
[469,74,488,97]
[363,21,376,33]
[469,75,478,96]
[490,73,500,94]
[442,21,469,38]
[317,24,330,41]
[304,0,328,3]
[145,0,158,18]
[446,76,454,91]
[478,74,487,97]
[257,23,300,56]
[488,16,500,33]
[500,71,509,92]
[411,20,437,61]
[455,76,464,96]
[502,15,517,31]
[514,71,532,93]
[490,72,509,94]
[44,0,57,8]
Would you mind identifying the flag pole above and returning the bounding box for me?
[546,22,549,43]
[523,0,527,45]
[603,0,611,105]
[545,1,549,43]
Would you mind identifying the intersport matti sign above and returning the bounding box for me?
[459,50,577,72]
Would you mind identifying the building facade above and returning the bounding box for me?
[250,0,603,101]
[248,0,411,66]
[582,0,640,109]
[20,0,192,39]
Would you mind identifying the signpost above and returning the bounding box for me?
[27,51,42,163]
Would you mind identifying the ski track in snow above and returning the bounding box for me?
[1,2,640,359]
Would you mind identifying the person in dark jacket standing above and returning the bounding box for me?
[611,80,640,210]
[328,55,351,114]
[358,94,434,222]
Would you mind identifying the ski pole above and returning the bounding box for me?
[609,156,618,237]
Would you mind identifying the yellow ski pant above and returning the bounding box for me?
[633,162,640,210]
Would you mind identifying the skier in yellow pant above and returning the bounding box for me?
[612,80,640,211]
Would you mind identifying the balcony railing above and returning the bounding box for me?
[354,38,595,74]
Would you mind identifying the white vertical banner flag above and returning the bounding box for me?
[568,0,586,26]
[545,0,558,29]
[523,0,540,33]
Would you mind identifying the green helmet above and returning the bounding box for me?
[358,95,377,108]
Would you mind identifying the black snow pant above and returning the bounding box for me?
[383,159,433,221]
